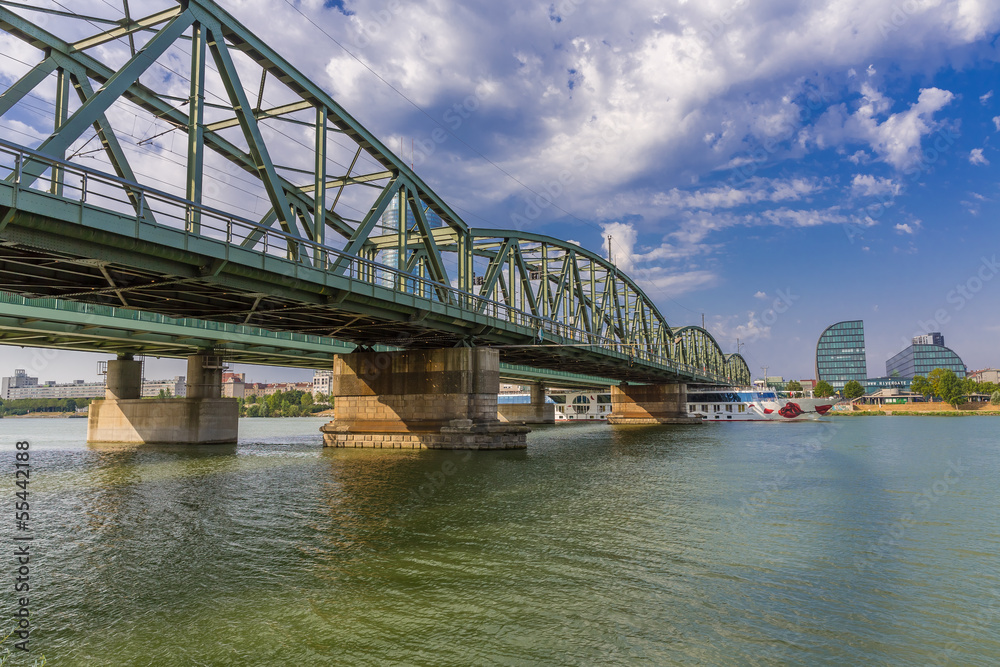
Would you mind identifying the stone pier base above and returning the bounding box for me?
[606,383,701,425]
[87,397,238,444]
[86,352,238,444]
[321,347,529,449]
[497,383,555,424]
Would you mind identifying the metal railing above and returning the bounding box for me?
[0,140,741,384]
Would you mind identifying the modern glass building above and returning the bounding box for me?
[815,320,868,390]
[885,335,966,378]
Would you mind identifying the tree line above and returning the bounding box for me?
[238,390,331,418]
[790,371,1000,406]
[0,397,91,416]
[910,369,999,408]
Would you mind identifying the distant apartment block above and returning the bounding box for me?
[222,372,246,398]
[244,381,312,398]
[967,369,999,384]
[1,369,186,400]
[312,369,333,397]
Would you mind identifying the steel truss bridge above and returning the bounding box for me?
[0,0,751,387]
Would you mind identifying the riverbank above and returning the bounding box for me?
[833,402,1000,416]
[833,410,1000,416]
[1,411,86,418]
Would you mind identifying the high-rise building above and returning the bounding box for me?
[815,320,868,390]
[912,332,945,347]
[886,337,966,379]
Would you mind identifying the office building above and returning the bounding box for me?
[886,333,966,379]
[815,320,868,390]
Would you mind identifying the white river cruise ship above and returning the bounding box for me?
[499,387,836,422]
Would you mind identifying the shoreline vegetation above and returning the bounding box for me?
[832,402,1000,417]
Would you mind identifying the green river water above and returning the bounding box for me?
[0,416,997,665]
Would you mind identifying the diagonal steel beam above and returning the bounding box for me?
[16,10,195,187]
[329,176,401,275]
[0,56,56,118]
[406,186,450,286]
[64,67,155,224]
[203,19,294,235]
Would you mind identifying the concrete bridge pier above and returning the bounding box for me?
[87,353,238,444]
[606,382,701,425]
[497,383,556,424]
[321,347,529,449]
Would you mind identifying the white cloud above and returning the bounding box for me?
[811,87,955,170]
[600,221,638,271]
[981,90,994,105]
[754,291,768,300]
[850,174,901,198]
[895,222,916,234]
[970,148,989,166]
[712,312,772,344]
[994,116,1000,132]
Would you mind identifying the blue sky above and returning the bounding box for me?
[1,0,999,384]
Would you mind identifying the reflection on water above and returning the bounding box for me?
[1,416,998,664]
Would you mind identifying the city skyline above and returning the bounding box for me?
[1,0,998,381]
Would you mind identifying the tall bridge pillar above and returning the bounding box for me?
[497,383,556,424]
[321,348,529,449]
[87,352,238,445]
[606,382,700,425]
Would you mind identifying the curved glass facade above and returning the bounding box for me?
[885,344,966,378]
[815,320,868,390]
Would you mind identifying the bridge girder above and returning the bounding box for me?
[0,0,749,387]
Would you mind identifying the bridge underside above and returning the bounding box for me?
[0,207,706,384]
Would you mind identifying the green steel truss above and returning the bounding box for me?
[0,0,751,387]
[0,291,616,388]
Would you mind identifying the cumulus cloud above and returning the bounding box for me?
[970,148,989,165]
[981,90,994,105]
[895,222,917,234]
[850,174,901,198]
[810,86,955,170]
[754,291,768,300]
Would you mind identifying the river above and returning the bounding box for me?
[0,416,997,665]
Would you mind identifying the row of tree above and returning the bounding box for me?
[802,370,1000,407]
[910,369,1000,408]
[0,397,90,416]
[238,389,330,418]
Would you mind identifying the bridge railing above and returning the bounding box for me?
[0,141,740,384]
